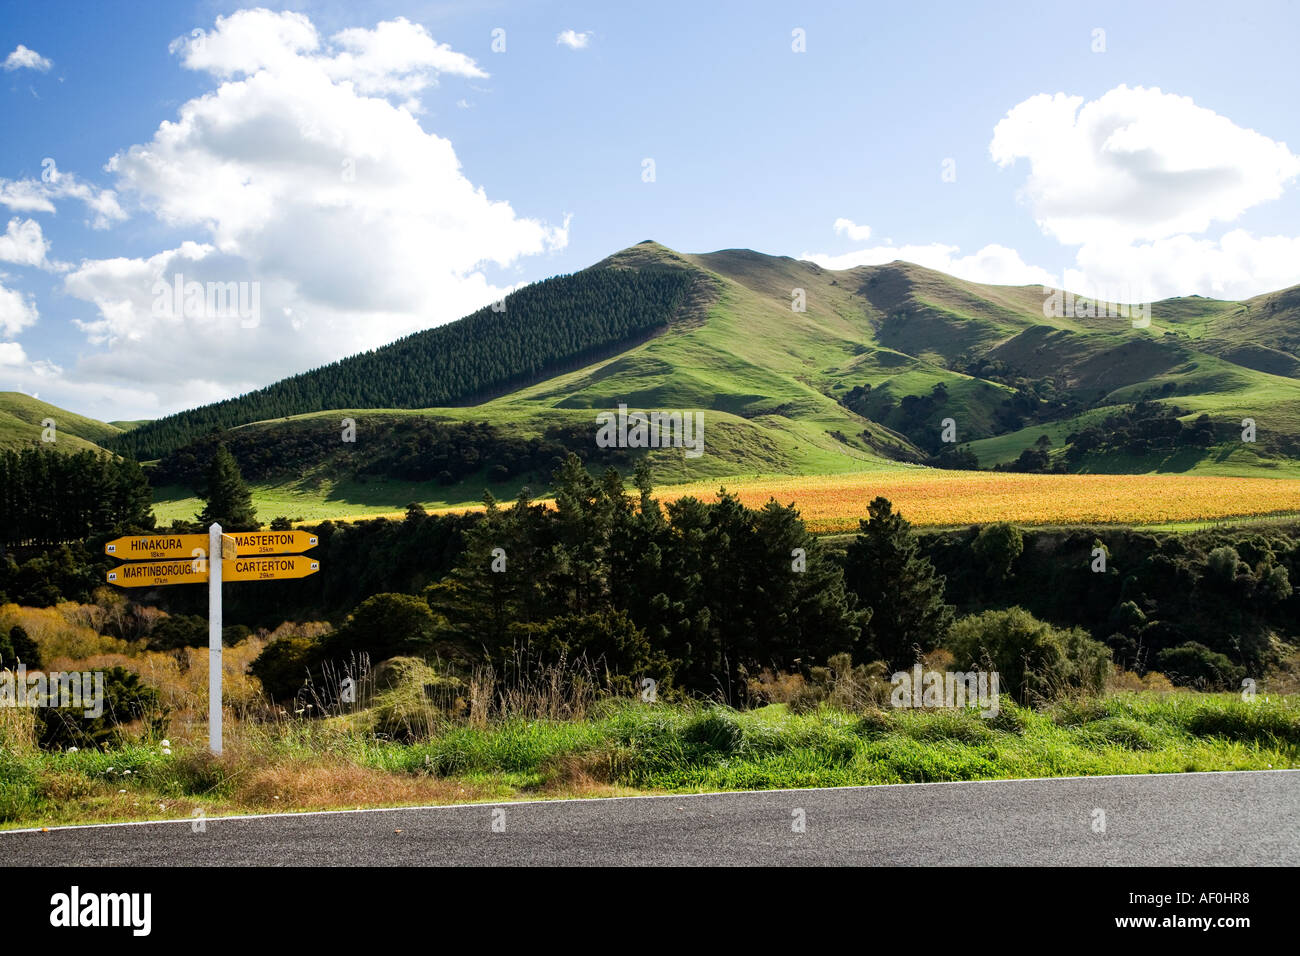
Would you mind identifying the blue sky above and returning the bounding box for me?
[2,0,1299,419]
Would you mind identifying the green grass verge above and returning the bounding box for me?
[2,692,1295,829]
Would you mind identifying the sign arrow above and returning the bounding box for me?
[221,555,321,581]
[104,534,209,561]
[224,530,320,556]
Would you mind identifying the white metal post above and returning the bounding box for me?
[208,522,223,755]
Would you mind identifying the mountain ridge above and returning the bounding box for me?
[7,242,1300,491]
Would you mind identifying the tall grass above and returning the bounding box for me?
[3,598,1299,830]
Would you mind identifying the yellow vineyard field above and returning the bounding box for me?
[327,471,1300,533]
[651,471,1300,533]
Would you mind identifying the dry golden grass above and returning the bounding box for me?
[230,759,496,811]
[1107,668,1178,693]
[18,756,637,828]
[540,752,643,798]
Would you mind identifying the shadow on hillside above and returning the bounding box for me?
[1077,448,1209,474]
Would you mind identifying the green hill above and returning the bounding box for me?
[0,392,123,454]
[67,240,1300,512]
[110,263,700,461]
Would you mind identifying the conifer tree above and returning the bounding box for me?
[842,496,953,668]
[196,444,258,531]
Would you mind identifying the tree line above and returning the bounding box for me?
[151,417,632,491]
[5,448,1295,699]
[109,267,697,461]
[0,447,153,547]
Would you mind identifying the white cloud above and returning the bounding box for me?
[64,241,215,347]
[57,10,566,411]
[173,11,488,109]
[171,9,320,78]
[985,85,1300,298]
[1064,230,1300,301]
[0,162,126,230]
[804,227,1300,301]
[326,17,487,93]
[3,45,51,72]
[556,30,592,50]
[1,355,196,424]
[0,280,38,336]
[0,217,57,269]
[802,229,1058,287]
[991,85,1300,245]
[832,218,872,242]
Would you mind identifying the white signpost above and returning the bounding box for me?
[106,521,320,755]
[208,523,224,755]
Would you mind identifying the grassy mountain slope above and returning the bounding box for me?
[108,264,702,461]
[0,392,122,454]
[34,241,1300,515]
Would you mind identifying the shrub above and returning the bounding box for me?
[973,522,1024,580]
[363,657,466,741]
[0,624,41,668]
[1107,668,1176,693]
[0,603,126,661]
[1058,625,1113,695]
[1154,642,1245,690]
[503,610,671,697]
[147,613,207,651]
[943,607,1112,705]
[1205,546,1242,585]
[985,698,1033,734]
[745,668,809,706]
[249,635,318,703]
[34,666,168,751]
[319,592,441,664]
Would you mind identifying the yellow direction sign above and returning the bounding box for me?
[106,555,321,587]
[105,534,209,561]
[222,555,320,582]
[107,558,207,588]
[226,531,319,556]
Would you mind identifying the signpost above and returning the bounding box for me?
[223,555,320,582]
[208,525,223,758]
[105,558,208,588]
[104,534,208,561]
[104,523,320,755]
[225,530,319,556]
[102,556,320,586]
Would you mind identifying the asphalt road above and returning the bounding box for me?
[3,770,1296,865]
